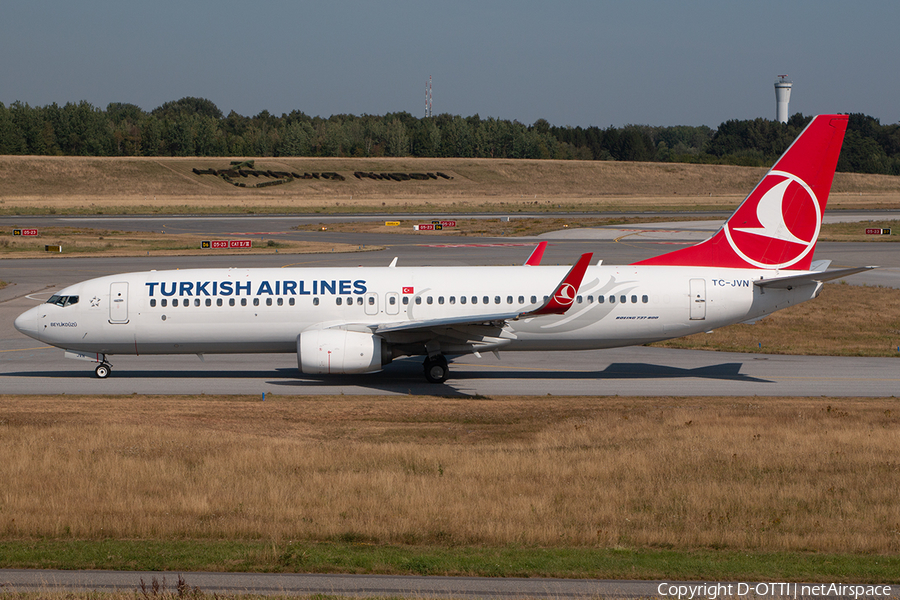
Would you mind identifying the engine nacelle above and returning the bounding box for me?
[297,329,388,374]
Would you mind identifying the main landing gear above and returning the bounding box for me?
[95,361,112,379]
[423,355,449,384]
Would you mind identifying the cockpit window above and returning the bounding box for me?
[46,295,79,307]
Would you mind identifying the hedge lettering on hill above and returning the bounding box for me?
[192,166,451,187]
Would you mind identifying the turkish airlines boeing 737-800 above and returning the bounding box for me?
[14,114,873,382]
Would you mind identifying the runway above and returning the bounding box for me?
[0,569,711,599]
[2,216,897,396]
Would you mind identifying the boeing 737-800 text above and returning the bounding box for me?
[14,114,872,382]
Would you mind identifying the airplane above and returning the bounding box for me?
[14,114,874,383]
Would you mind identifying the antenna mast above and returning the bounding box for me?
[425,75,433,118]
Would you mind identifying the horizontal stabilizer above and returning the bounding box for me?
[754,266,876,289]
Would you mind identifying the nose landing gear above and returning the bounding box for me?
[95,362,112,379]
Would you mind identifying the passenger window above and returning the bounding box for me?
[507,296,513,304]
[642,295,649,303]
[494,296,501,304]
[620,295,626,304]
[389,296,396,305]
[277,298,283,306]
[173,299,179,307]
[460,296,466,304]
[253,298,260,306]
[288,298,294,306]
[438,296,444,305]
[588,295,593,303]
[161,299,167,307]
[609,296,615,304]
[449,296,455,304]
[194,299,200,307]
[402,297,409,305]
[531,296,537,304]
[313,297,319,306]
[266,298,272,306]
[368,296,375,305]
[598,295,604,304]
[336,297,343,305]
[471,296,477,304]
[216,298,223,307]
[230,298,236,307]
[206,298,212,307]
[518,296,524,304]
[241,298,247,307]
[415,297,422,305]
[427,297,433,305]
[577,296,583,304]
[483,296,489,304]
[631,295,638,304]
[150,299,157,307]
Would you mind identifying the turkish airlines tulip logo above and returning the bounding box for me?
[554,283,576,306]
[724,170,820,269]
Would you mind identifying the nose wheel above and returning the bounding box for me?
[423,355,449,383]
[95,363,112,379]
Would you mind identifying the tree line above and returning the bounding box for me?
[1,97,898,175]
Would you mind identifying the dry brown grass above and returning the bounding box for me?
[0,226,375,259]
[654,283,900,356]
[1,156,898,213]
[2,394,899,553]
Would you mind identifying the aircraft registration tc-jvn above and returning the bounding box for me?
[14,114,873,382]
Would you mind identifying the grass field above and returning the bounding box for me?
[1,394,899,582]
[1,156,899,214]
[0,226,377,258]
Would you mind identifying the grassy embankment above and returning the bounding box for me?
[1,155,899,215]
[1,395,899,582]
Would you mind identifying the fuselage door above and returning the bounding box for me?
[109,282,129,324]
[385,292,400,315]
[689,278,706,320]
[364,292,379,316]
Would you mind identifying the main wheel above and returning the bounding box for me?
[423,356,449,384]
[95,363,111,379]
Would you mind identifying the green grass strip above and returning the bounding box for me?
[1,540,898,583]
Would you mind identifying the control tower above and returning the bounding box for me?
[774,75,792,123]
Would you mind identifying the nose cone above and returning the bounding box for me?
[14,306,40,341]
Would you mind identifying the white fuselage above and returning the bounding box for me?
[15,264,819,358]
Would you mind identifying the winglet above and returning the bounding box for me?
[524,241,547,266]
[520,253,593,316]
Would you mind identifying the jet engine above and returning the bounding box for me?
[297,329,390,374]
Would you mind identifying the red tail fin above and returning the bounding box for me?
[633,114,848,270]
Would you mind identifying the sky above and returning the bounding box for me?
[2,1,898,128]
